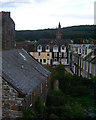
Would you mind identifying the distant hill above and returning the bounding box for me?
[16,25,96,43]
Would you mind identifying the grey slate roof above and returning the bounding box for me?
[27,39,71,52]
[38,39,71,46]
[2,49,51,95]
[91,57,96,64]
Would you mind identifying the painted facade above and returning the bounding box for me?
[29,23,71,65]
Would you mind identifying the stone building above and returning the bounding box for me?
[29,23,71,65]
[0,11,15,49]
[2,49,51,119]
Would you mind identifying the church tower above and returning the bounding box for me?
[56,22,62,40]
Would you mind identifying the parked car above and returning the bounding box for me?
[53,61,60,66]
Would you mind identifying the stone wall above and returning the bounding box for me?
[1,12,15,50]
[2,76,50,119]
[31,78,50,107]
[2,79,24,119]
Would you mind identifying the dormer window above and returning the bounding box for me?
[61,45,66,52]
[47,46,49,50]
[54,45,58,50]
[62,46,64,50]
[46,45,50,52]
[37,45,42,52]
[38,45,42,50]
[39,46,41,50]
[53,45,58,52]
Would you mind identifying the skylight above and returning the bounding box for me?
[19,53,26,61]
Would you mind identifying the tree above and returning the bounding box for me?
[91,77,96,113]
[35,97,46,119]
[51,64,65,89]
[23,108,37,119]
[49,113,59,120]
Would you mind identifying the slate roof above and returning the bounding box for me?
[91,57,96,64]
[38,39,71,46]
[28,39,71,52]
[2,49,51,95]
[27,38,71,52]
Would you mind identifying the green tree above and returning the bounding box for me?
[35,97,46,119]
[91,76,96,113]
[51,64,65,89]
[23,108,37,119]
[49,113,59,120]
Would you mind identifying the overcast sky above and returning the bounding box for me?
[0,0,95,30]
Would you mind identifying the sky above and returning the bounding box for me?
[0,0,96,30]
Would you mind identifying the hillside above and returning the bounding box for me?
[16,25,96,43]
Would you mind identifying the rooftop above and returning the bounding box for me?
[2,49,51,95]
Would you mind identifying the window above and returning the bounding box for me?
[76,48,78,52]
[38,52,41,56]
[81,59,82,68]
[89,63,91,73]
[64,52,67,57]
[85,49,87,55]
[62,53,64,57]
[54,52,57,57]
[39,46,40,49]
[46,46,49,50]
[40,59,42,63]
[79,48,81,53]
[54,46,57,49]
[62,46,64,50]
[54,58,57,61]
[86,62,88,72]
[47,59,49,65]
[47,52,49,56]
[53,45,58,51]
[83,49,84,54]
[83,61,85,69]
[59,52,62,57]
[38,45,42,50]
[43,59,46,63]
[38,45,42,51]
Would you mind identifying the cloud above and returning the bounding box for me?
[0,0,94,30]
[0,0,50,8]
[1,0,32,8]
[50,14,93,20]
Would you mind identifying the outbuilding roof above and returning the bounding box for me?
[2,49,51,95]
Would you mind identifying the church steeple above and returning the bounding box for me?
[58,22,61,28]
[56,22,62,40]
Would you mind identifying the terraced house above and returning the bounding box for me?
[29,23,71,65]
[69,44,96,78]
